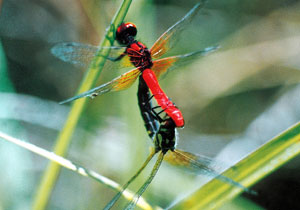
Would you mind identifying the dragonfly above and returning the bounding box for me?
[103,76,255,209]
[51,0,218,127]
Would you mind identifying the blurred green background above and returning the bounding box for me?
[1,0,300,209]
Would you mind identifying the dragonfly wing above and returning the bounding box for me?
[150,1,208,59]
[59,68,141,104]
[124,152,164,210]
[152,45,219,79]
[51,42,127,67]
[164,149,217,172]
[165,149,255,194]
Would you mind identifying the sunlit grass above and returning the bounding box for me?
[172,121,300,209]
[32,0,133,209]
[0,131,154,210]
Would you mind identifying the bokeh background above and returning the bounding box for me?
[1,0,300,209]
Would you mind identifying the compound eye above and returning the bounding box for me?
[116,22,137,44]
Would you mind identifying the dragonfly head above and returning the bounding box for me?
[116,22,137,45]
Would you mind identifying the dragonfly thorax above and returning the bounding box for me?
[127,41,153,70]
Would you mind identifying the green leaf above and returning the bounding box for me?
[172,121,300,209]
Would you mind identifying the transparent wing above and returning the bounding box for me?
[51,42,128,67]
[59,68,141,104]
[152,46,219,79]
[150,1,208,59]
[165,149,255,194]
[164,149,219,172]
[103,150,156,210]
[124,152,164,210]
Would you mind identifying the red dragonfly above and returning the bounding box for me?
[103,76,255,209]
[51,1,218,127]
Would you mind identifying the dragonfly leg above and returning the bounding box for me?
[150,106,168,123]
[141,94,165,122]
[147,94,155,102]
[107,53,126,62]
[141,94,155,107]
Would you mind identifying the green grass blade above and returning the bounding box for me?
[32,1,132,209]
[172,121,300,210]
[0,131,154,210]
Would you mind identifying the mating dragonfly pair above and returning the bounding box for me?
[52,1,253,209]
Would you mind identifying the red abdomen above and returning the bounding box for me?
[142,69,185,127]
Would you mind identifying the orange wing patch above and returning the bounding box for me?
[151,56,179,79]
[164,149,198,168]
[150,34,172,59]
[150,3,205,59]
[59,68,141,104]
[112,68,141,91]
